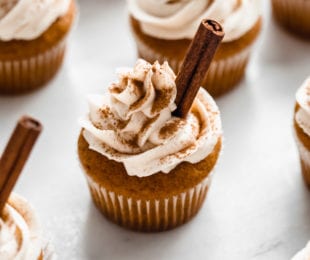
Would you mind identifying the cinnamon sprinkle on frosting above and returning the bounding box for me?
[80,59,222,177]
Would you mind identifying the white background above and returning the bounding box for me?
[1,0,310,259]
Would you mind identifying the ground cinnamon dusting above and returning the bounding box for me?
[139,114,160,138]
[159,119,184,139]
[159,146,193,163]
[109,83,124,94]
[175,145,196,159]
[235,0,242,10]
[151,89,173,114]
[166,0,180,4]
[97,107,127,130]
[115,132,138,150]
[99,142,119,157]
[191,109,202,125]
[129,85,151,111]
[99,107,113,119]
[0,1,17,19]
[131,79,144,96]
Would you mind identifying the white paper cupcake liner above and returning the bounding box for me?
[86,172,213,232]
[272,0,310,37]
[202,47,251,96]
[0,40,66,95]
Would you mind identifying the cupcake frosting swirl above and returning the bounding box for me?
[128,0,261,42]
[80,59,222,177]
[0,194,42,260]
[0,0,71,41]
[296,77,310,137]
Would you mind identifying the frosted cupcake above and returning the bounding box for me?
[128,0,262,97]
[0,193,55,259]
[78,59,222,232]
[292,241,310,259]
[294,77,310,188]
[272,0,310,38]
[0,0,76,95]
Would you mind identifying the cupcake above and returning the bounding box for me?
[0,0,76,95]
[292,241,310,259]
[0,193,55,259]
[78,59,222,232]
[127,0,262,97]
[271,0,310,38]
[294,77,310,188]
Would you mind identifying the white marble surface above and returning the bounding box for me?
[0,0,310,259]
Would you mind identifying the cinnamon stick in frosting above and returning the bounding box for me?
[174,19,224,118]
[0,116,42,214]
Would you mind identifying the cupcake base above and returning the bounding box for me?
[78,133,221,232]
[0,0,76,95]
[272,0,310,38]
[87,173,212,232]
[0,41,66,95]
[130,16,262,97]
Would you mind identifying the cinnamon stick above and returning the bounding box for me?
[0,116,42,213]
[174,19,224,118]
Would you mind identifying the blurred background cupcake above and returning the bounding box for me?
[271,0,310,38]
[294,77,310,188]
[128,0,262,97]
[0,0,76,95]
[78,60,222,232]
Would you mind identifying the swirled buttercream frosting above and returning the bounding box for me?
[80,60,222,177]
[296,77,310,137]
[0,0,71,41]
[0,194,42,260]
[128,0,261,42]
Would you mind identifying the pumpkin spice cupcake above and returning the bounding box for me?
[0,0,76,95]
[294,77,310,188]
[78,58,223,231]
[271,0,310,38]
[78,20,224,232]
[128,0,262,97]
